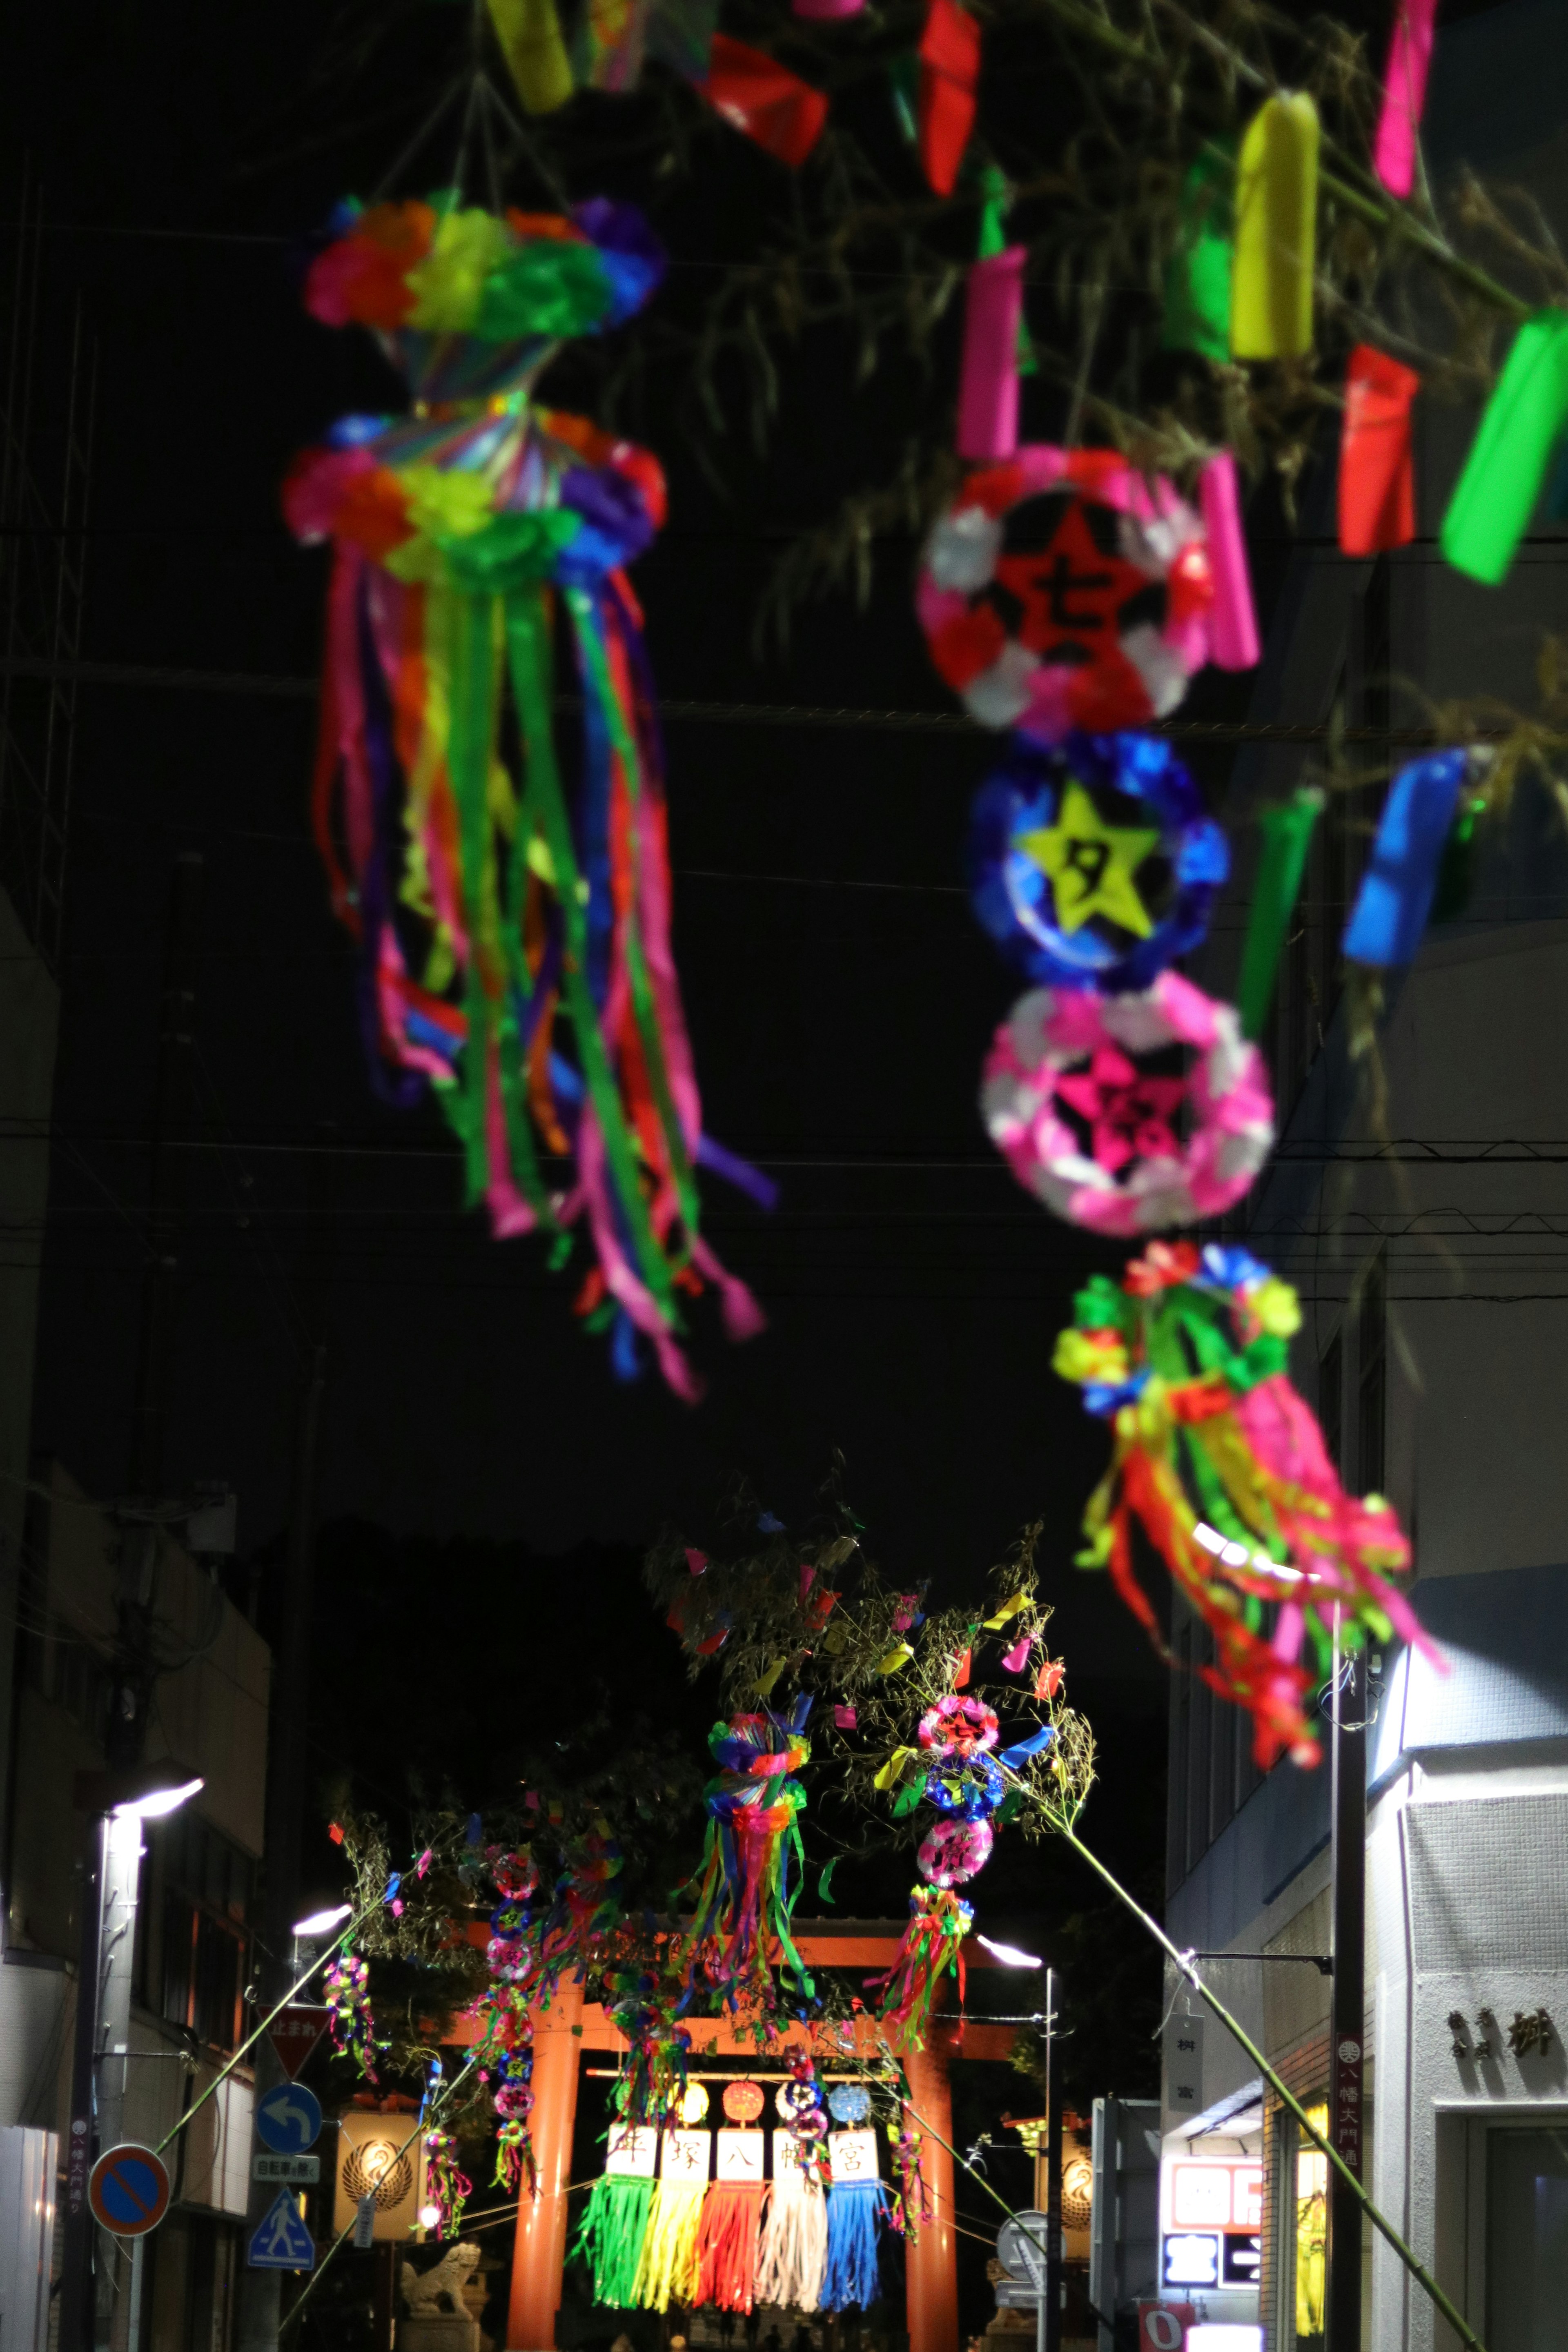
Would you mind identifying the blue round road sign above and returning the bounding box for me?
[89,2145,171,2237]
[255,2081,323,2157]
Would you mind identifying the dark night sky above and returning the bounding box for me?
[2,0,1195,1701]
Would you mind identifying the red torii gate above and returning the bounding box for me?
[483,1922,1017,2352]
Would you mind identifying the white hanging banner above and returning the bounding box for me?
[605,2125,658,2178]
[660,2129,713,2183]
[715,2129,766,2183]
[828,2129,880,2184]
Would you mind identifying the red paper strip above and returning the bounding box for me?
[702,36,828,168]
[917,0,979,198]
[1339,343,1419,555]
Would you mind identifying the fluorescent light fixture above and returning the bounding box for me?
[292,1902,353,1938]
[112,1775,204,1820]
[978,1934,1044,1969]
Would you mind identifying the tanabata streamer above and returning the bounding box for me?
[1441,311,1568,586]
[1373,0,1438,201]
[981,975,1275,1236]
[1230,94,1320,361]
[1339,345,1420,556]
[288,198,769,1399]
[696,2179,767,2310]
[822,2180,892,2310]
[867,1886,972,2049]
[917,0,979,198]
[635,2171,707,2308]
[1236,789,1323,1040]
[323,1949,378,2078]
[757,2144,828,2308]
[968,731,1228,990]
[575,2174,655,2304]
[1342,749,1469,967]
[957,249,1026,463]
[919,450,1216,738]
[679,1698,814,2008]
[1163,146,1233,362]
[702,37,828,165]
[1053,1241,1432,1765]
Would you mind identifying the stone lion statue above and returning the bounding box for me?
[401,2241,481,2316]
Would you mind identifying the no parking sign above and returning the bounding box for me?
[89,2146,171,2238]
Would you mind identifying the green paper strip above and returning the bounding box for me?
[976,167,1038,376]
[818,1855,840,1906]
[1441,310,1568,586]
[1163,144,1234,363]
[1237,787,1323,1040]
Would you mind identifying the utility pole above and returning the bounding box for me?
[1326,1630,1367,2352]
[238,1136,334,2352]
[1045,1966,1062,2352]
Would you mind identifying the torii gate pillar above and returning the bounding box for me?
[506,1973,584,2352]
[903,2027,961,2352]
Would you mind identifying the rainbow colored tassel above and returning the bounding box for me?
[678,1698,814,2009]
[865,1886,971,2050]
[1054,1241,1436,1766]
[286,198,771,1396]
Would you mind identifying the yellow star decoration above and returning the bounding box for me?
[1018,782,1160,938]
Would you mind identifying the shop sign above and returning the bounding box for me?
[1162,2231,1221,2290]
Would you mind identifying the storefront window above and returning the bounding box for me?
[1272,2102,1327,2351]
[1487,2126,1568,2350]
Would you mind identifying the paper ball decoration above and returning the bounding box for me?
[969,732,1228,992]
[917,1695,1000,1758]
[722,2079,765,2122]
[679,2082,711,2124]
[924,1754,1005,1818]
[917,1817,995,1887]
[917,448,1214,739]
[827,2084,872,2124]
[981,973,1275,1236]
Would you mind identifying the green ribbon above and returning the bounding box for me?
[1236,787,1322,1041]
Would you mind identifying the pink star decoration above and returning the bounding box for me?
[1055,1047,1187,1172]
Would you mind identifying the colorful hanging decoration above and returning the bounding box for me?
[967,731,1228,990]
[422,2127,473,2238]
[822,2176,892,2309]
[575,2172,657,2306]
[1342,750,1471,967]
[1230,93,1321,360]
[1440,311,1568,586]
[917,1694,998,1756]
[1236,789,1323,1040]
[323,1947,379,2079]
[1162,145,1233,362]
[1198,454,1261,671]
[866,1886,972,2049]
[1053,1241,1432,1766]
[828,2084,872,2123]
[679,1698,814,2009]
[635,2135,710,2309]
[980,974,1275,1236]
[916,1815,994,1886]
[1339,345,1420,556]
[917,0,980,198]
[696,2176,767,2311]
[287,196,770,1399]
[924,1751,1004,1818]
[756,2139,829,2308]
[918,449,1216,737]
[1373,0,1438,201]
[701,37,829,165]
[957,249,1026,462]
[723,2079,766,2121]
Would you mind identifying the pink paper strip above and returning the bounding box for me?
[1373,0,1437,202]
[957,247,1026,463]
[793,0,863,18]
[1199,451,1261,671]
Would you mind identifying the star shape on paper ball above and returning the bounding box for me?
[1018,783,1160,937]
[1056,1047,1187,1172]
[991,494,1164,660]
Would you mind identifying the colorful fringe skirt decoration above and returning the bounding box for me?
[756,2157,828,2309]
[822,2179,890,2311]
[695,2180,767,2312]
[573,2174,654,2306]
[634,2179,706,2310]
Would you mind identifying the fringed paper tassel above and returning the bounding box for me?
[494,2120,539,2199]
[822,2180,891,2312]
[1373,0,1437,201]
[756,2153,828,2309]
[679,1699,814,2009]
[635,2181,707,2310]
[696,2181,767,2312]
[423,2129,473,2239]
[323,1949,379,2080]
[575,2174,655,2305]
[864,1887,972,2051]
[1231,94,1320,360]
[1441,312,1568,585]
[1054,1241,1437,1767]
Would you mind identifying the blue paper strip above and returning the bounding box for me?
[998,1723,1056,1768]
[1342,750,1469,967]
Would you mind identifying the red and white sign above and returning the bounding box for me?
[268,2007,331,2080]
[1139,2304,1194,2352]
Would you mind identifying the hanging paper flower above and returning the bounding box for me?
[678,1698,814,2008]
[918,449,1214,738]
[916,1695,1000,1757]
[916,1816,994,1887]
[287,197,769,1398]
[981,974,1274,1236]
[866,1886,972,2049]
[1053,1242,1434,1766]
[968,732,1228,991]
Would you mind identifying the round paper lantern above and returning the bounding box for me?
[969,731,1228,992]
[918,448,1214,739]
[722,2079,765,2122]
[679,2081,711,2125]
[827,2084,872,2124]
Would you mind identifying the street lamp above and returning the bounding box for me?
[59,1765,204,2352]
[978,1935,1045,1969]
[290,1902,351,1938]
